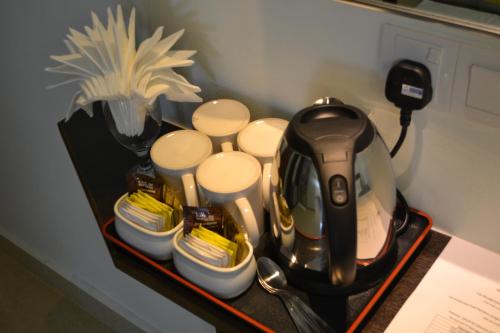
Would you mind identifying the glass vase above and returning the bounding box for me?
[102,99,162,176]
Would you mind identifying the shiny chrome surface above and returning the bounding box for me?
[270,131,396,273]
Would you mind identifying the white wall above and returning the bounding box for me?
[143,0,500,252]
[0,1,214,332]
[1,0,499,332]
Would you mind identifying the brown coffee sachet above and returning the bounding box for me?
[183,206,224,235]
[127,173,165,202]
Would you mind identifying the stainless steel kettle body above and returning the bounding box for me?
[269,99,398,294]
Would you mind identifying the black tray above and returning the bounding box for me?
[102,209,432,333]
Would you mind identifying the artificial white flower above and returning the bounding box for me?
[46,5,201,136]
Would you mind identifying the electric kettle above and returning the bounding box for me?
[269,98,398,294]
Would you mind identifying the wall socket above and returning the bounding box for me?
[379,24,460,113]
[451,44,500,128]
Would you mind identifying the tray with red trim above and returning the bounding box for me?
[101,209,432,333]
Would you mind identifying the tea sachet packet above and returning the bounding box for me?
[118,191,174,232]
[119,200,165,232]
[180,233,231,267]
[181,207,238,268]
[127,173,165,202]
[183,206,224,234]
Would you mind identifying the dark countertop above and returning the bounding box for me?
[58,109,451,333]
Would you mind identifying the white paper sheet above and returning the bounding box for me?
[386,237,500,333]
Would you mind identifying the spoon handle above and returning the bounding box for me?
[278,291,335,333]
[278,291,316,333]
[290,293,335,333]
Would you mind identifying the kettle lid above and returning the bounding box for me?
[285,99,375,157]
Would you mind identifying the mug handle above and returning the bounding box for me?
[221,141,234,152]
[262,162,272,211]
[181,173,199,207]
[235,197,260,247]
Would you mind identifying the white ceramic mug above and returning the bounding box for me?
[192,99,250,153]
[237,118,288,210]
[151,130,213,207]
[196,151,263,247]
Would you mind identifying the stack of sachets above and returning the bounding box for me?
[118,174,182,232]
[118,191,175,232]
[180,227,238,267]
[179,207,244,268]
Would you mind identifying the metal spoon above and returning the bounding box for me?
[257,257,335,333]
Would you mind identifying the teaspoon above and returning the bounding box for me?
[256,257,335,333]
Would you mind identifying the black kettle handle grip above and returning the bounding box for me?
[315,150,357,286]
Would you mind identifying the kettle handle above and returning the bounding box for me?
[314,151,357,287]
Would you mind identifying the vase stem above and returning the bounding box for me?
[136,151,154,174]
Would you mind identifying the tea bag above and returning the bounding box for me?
[119,200,165,231]
[182,207,241,267]
[120,190,175,231]
[179,234,231,267]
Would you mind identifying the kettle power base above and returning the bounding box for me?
[257,208,433,333]
[102,209,432,333]
[308,208,432,332]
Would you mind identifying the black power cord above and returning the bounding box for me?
[385,60,433,234]
[390,109,411,158]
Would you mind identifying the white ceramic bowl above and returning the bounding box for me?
[172,229,256,299]
[114,193,183,260]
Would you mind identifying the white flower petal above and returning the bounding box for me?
[150,73,200,92]
[164,50,196,60]
[50,54,100,76]
[46,77,82,90]
[145,83,170,101]
[135,26,164,65]
[145,57,194,72]
[45,64,91,78]
[63,39,77,54]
